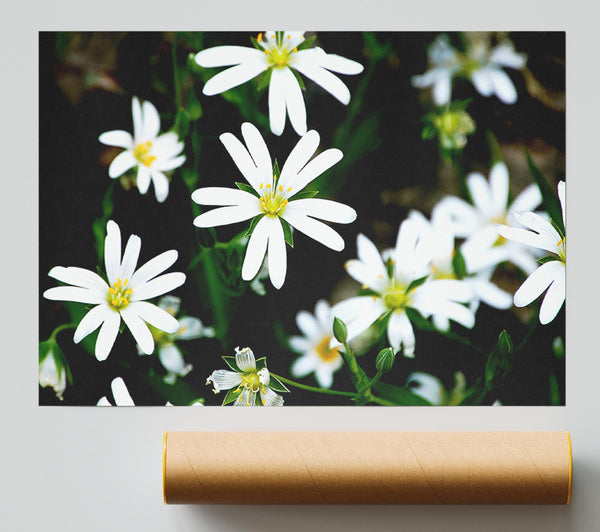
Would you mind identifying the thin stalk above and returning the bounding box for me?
[48,323,77,342]
[271,374,358,398]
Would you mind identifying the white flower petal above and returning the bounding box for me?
[278,130,320,191]
[242,216,271,281]
[539,265,565,324]
[317,52,364,75]
[286,198,356,223]
[132,97,143,139]
[470,279,513,310]
[108,150,137,178]
[434,197,479,237]
[388,311,416,356]
[235,347,256,371]
[136,166,151,194]
[467,172,494,216]
[471,69,494,97]
[155,155,186,172]
[97,396,111,406]
[129,301,180,334]
[558,181,566,227]
[202,59,267,96]
[192,187,258,207]
[131,272,186,302]
[356,233,386,276]
[150,171,170,203]
[130,250,178,287]
[158,344,191,376]
[489,162,509,214]
[514,261,563,309]
[111,377,135,406]
[158,295,180,314]
[514,212,562,252]
[288,148,343,193]
[260,386,283,406]
[281,66,307,136]
[95,310,121,361]
[104,220,122,286]
[268,68,287,136]
[315,366,335,389]
[490,44,526,69]
[289,336,311,353]
[294,50,351,104]
[141,100,161,139]
[195,45,265,67]
[267,217,287,289]
[208,369,242,392]
[193,205,260,228]
[291,354,317,378]
[238,124,271,186]
[407,372,444,405]
[219,132,262,190]
[120,234,141,282]
[73,304,111,343]
[296,310,320,338]
[489,68,517,104]
[432,70,452,106]
[345,298,386,342]
[48,266,108,292]
[43,286,105,305]
[99,130,133,149]
[282,211,345,251]
[120,305,155,354]
[172,316,204,340]
[314,299,332,330]
[509,184,542,215]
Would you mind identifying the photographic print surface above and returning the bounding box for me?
[39,31,565,406]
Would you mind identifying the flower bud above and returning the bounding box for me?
[332,317,348,343]
[376,347,395,373]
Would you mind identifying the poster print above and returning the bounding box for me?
[39,32,565,406]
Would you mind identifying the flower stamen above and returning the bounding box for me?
[107,278,133,311]
[133,141,156,167]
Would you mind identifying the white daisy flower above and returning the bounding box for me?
[43,220,186,361]
[498,181,565,324]
[195,31,364,136]
[407,209,512,330]
[290,300,343,389]
[97,377,135,406]
[333,220,475,358]
[407,371,467,405]
[435,162,543,274]
[98,97,186,202]
[412,34,526,105]
[206,347,285,406]
[138,295,215,384]
[192,122,357,289]
[39,349,67,400]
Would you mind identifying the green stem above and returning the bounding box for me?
[172,32,182,109]
[366,370,383,390]
[515,318,539,354]
[271,374,358,398]
[451,149,469,200]
[369,395,397,406]
[48,323,77,342]
[199,248,229,344]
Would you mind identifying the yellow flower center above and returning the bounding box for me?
[133,141,156,167]
[239,371,263,394]
[315,336,341,363]
[259,180,291,216]
[557,236,566,262]
[431,263,456,280]
[107,278,132,311]
[260,33,297,69]
[383,281,411,311]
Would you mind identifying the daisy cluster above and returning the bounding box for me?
[40,31,564,406]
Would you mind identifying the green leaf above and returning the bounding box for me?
[288,189,319,200]
[452,248,467,279]
[222,388,240,406]
[280,218,294,247]
[526,150,564,235]
[296,34,317,51]
[257,68,273,91]
[244,214,264,237]
[221,356,240,372]
[406,275,429,294]
[268,375,290,393]
[290,68,306,90]
[185,87,203,120]
[484,330,514,389]
[235,181,260,197]
[255,357,267,371]
[373,381,432,406]
[421,124,437,140]
[174,108,190,138]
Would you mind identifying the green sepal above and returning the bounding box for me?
[452,248,467,279]
[244,214,264,237]
[255,357,267,371]
[538,255,562,265]
[296,34,316,51]
[526,149,565,235]
[386,257,395,279]
[290,68,306,90]
[421,124,437,140]
[357,288,379,297]
[288,189,319,200]
[486,129,504,165]
[235,181,260,197]
[484,330,514,389]
[281,218,294,247]
[250,35,263,50]
[222,388,241,405]
[268,375,290,393]
[221,356,240,372]
[257,68,273,91]
[185,87,203,120]
[448,97,472,112]
[273,159,281,180]
[406,274,429,294]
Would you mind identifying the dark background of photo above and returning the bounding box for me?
[39,31,565,406]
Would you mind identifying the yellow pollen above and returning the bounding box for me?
[108,287,116,295]
[107,278,132,311]
[287,187,292,192]
[315,336,341,363]
[557,236,566,247]
[266,184,271,189]
[133,141,156,167]
[259,183,264,189]
[293,47,297,53]
[257,32,263,42]
[279,185,283,192]
[287,35,290,39]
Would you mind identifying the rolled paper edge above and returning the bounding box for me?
[163,431,572,505]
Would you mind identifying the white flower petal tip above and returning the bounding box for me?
[192,123,355,289]
[195,33,363,135]
[99,97,185,202]
[44,221,186,361]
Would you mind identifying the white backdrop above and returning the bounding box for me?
[2,1,599,530]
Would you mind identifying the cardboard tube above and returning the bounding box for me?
[163,431,572,505]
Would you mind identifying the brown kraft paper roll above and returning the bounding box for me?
[163,431,572,505]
